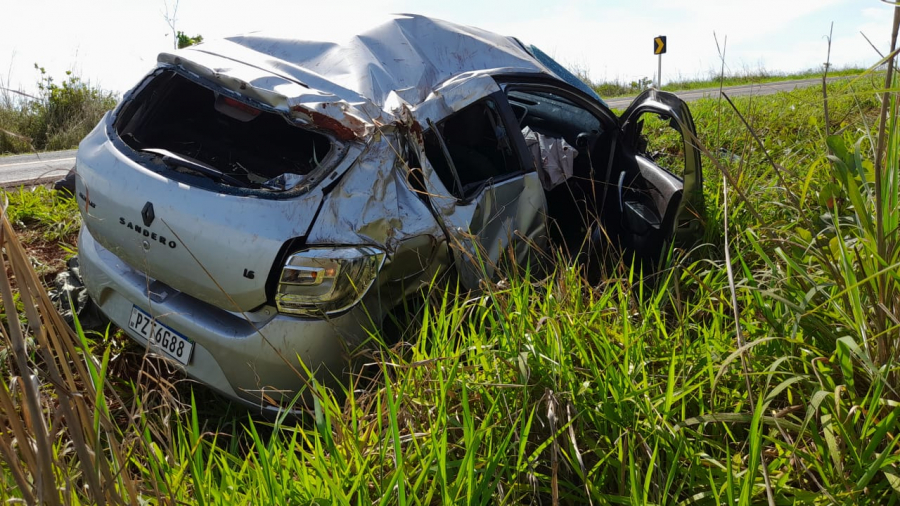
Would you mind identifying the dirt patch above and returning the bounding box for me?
[12,227,77,285]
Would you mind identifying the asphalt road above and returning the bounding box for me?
[0,76,839,187]
[0,149,76,188]
[603,76,834,109]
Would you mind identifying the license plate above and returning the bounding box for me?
[128,306,193,365]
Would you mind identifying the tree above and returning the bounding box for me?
[163,1,203,50]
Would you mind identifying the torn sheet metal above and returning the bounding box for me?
[305,134,446,249]
[263,173,304,191]
[406,72,500,129]
[157,50,380,141]
[197,15,548,108]
[393,105,548,289]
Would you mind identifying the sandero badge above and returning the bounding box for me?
[70,14,705,413]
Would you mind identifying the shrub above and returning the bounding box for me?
[0,66,118,154]
[176,31,203,49]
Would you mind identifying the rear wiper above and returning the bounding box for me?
[140,148,249,188]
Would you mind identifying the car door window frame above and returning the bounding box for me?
[494,76,619,133]
[619,90,704,243]
[622,106,685,181]
[422,93,533,203]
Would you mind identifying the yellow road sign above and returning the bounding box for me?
[654,36,667,55]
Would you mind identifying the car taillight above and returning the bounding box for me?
[275,247,385,316]
[214,94,261,121]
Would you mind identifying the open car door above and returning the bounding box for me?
[619,89,705,250]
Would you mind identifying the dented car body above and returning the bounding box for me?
[75,15,704,410]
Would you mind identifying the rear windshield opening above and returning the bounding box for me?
[115,70,332,191]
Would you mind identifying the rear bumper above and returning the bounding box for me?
[78,225,371,411]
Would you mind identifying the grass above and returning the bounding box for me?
[1,185,79,279]
[593,65,868,98]
[661,66,865,93]
[4,185,81,240]
[0,44,899,504]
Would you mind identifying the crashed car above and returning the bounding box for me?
[73,14,704,411]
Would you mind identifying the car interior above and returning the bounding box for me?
[114,70,331,190]
[422,100,522,201]
[514,87,686,267]
[421,86,685,273]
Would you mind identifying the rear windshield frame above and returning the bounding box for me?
[109,66,348,199]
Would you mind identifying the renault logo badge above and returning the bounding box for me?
[141,202,155,227]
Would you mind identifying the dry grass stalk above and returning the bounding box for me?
[0,205,138,504]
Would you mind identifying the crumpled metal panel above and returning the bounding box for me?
[405,72,501,129]
[453,173,547,289]
[305,134,444,249]
[304,74,499,259]
[201,15,545,108]
[159,14,552,140]
[157,51,380,141]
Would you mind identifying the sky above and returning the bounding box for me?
[0,0,896,96]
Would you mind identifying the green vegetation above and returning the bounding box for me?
[593,65,867,98]
[0,66,118,154]
[662,66,865,93]
[176,31,204,49]
[4,185,81,240]
[0,54,899,504]
[1,185,79,279]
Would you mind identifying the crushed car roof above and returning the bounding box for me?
[156,14,600,138]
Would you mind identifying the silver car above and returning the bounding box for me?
[74,15,704,411]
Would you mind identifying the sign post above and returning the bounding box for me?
[654,35,667,89]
